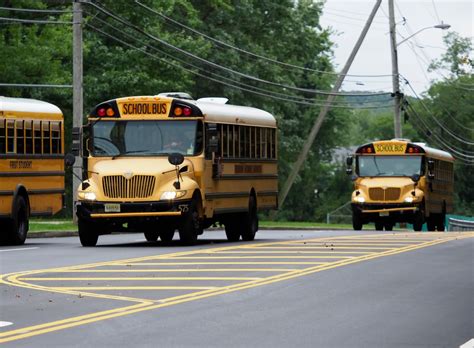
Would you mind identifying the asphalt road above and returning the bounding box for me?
[1,229,473,348]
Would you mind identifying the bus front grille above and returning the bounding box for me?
[369,188,401,201]
[102,175,156,199]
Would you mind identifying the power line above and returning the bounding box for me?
[0,6,72,14]
[406,103,474,163]
[0,17,72,24]
[85,21,394,110]
[0,83,72,88]
[134,0,396,79]
[88,1,394,98]
[404,79,474,145]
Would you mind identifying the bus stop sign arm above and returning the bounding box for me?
[278,0,382,209]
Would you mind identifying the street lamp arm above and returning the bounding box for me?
[397,23,451,47]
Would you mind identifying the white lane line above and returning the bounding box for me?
[0,321,13,328]
[0,247,38,253]
[460,338,474,348]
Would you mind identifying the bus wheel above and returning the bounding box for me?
[384,222,393,231]
[426,217,436,231]
[144,229,159,242]
[352,213,363,230]
[179,198,201,245]
[241,195,258,241]
[159,225,175,242]
[9,196,29,245]
[78,219,99,247]
[225,217,241,242]
[436,214,445,231]
[375,222,384,231]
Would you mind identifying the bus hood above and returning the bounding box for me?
[90,157,192,176]
[357,176,416,188]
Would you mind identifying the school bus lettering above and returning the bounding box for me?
[9,160,32,169]
[235,164,262,174]
[122,103,167,115]
[374,143,406,154]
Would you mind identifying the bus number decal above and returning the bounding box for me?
[121,103,168,116]
[374,143,406,154]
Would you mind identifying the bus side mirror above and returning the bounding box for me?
[346,156,353,175]
[168,153,184,189]
[64,153,76,167]
[72,127,81,156]
[206,123,219,155]
[427,159,435,179]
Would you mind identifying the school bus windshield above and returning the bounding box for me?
[357,155,422,177]
[92,120,202,157]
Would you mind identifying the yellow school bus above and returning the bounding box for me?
[0,97,72,245]
[346,139,454,231]
[74,93,278,246]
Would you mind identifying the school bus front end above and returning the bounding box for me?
[347,140,436,231]
[75,96,205,246]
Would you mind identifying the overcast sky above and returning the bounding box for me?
[319,0,473,96]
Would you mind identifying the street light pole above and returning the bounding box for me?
[388,0,402,139]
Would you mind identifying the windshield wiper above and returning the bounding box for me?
[112,150,150,160]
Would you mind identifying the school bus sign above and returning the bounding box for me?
[374,142,407,154]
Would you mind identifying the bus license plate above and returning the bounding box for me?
[104,204,120,213]
[379,211,389,217]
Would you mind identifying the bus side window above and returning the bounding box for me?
[51,122,61,154]
[0,119,5,154]
[6,120,15,153]
[25,121,33,154]
[43,121,51,154]
[16,120,25,154]
[33,121,42,154]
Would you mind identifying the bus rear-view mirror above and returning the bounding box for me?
[346,156,353,175]
[64,153,76,168]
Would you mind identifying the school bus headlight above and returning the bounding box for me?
[160,190,187,200]
[355,196,366,203]
[84,192,97,201]
[404,196,414,203]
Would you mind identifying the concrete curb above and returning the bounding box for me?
[27,226,349,238]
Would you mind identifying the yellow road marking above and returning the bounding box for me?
[211,250,371,254]
[49,286,218,291]
[170,256,353,259]
[124,262,329,265]
[240,246,393,250]
[0,232,472,343]
[36,268,298,272]
[21,277,263,281]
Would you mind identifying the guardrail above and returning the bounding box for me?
[448,218,474,231]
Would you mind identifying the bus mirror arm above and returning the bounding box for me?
[346,156,353,175]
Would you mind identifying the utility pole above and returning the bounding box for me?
[277,0,382,210]
[72,0,83,222]
[389,0,402,138]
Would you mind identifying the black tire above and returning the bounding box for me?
[241,195,258,241]
[144,229,159,242]
[8,196,29,245]
[159,225,175,242]
[179,197,201,245]
[436,213,445,231]
[352,213,363,231]
[78,218,99,247]
[225,216,240,242]
[426,216,436,231]
[375,222,384,231]
[384,222,394,231]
